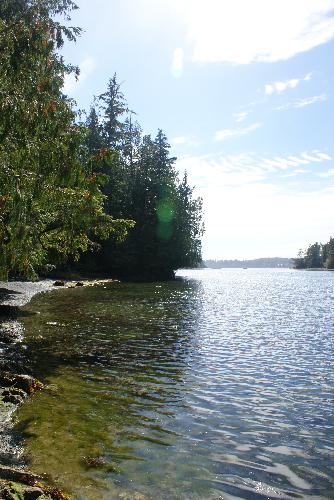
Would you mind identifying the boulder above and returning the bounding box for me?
[2,387,27,405]
[53,281,65,287]
[0,372,43,395]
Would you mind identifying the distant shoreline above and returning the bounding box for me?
[203,257,293,269]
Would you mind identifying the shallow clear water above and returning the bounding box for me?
[16,269,334,499]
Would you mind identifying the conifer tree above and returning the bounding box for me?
[81,74,204,280]
[0,0,131,278]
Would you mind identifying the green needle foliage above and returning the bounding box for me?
[0,0,132,279]
[293,237,334,269]
[81,76,204,280]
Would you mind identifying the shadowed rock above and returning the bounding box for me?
[0,372,43,396]
[0,465,69,499]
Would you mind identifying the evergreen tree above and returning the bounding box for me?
[293,250,307,269]
[79,74,204,280]
[98,74,129,150]
[323,237,334,269]
[304,242,322,268]
[0,0,131,279]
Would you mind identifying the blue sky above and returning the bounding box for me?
[62,0,334,259]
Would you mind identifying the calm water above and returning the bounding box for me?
[16,269,334,499]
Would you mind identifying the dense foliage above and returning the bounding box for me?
[78,75,204,280]
[293,238,334,269]
[0,0,132,279]
[0,2,203,280]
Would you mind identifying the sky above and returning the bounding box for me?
[61,0,334,259]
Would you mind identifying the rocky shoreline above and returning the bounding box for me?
[0,280,69,499]
[0,279,116,499]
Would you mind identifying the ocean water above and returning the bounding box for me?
[16,269,334,499]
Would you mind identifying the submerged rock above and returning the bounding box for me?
[0,372,43,396]
[0,465,42,486]
[53,281,65,287]
[0,306,20,318]
[82,456,107,468]
[0,466,69,499]
[0,480,67,499]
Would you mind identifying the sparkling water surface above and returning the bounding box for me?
[17,269,334,499]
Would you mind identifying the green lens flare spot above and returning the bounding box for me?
[156,200,175,223]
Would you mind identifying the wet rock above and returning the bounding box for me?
[21,485,47,499]
[2,388,27,405]
[75,282,84,287]
[0,468,69,499]
[2,392,23,405]
[0,306,20,318]
[0,466,42,486]
[53,281,64,287]
[0,479,66,499]
[0,372,43,395]
[0,306,37,319]
[0,481,47,500]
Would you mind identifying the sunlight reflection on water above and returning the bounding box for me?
[16,269,334,499]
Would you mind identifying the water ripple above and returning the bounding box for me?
[14,269,334,499]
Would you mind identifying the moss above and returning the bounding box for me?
[0,479,65,499]
[0,480,25,500]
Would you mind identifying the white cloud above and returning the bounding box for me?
[170,135,199,148]
[294,94,327,108]
[265,74,311,95]
[177,150,331,188]
[176,149,334,259]
[317,168,334,177]
[234,111,249,123]
[315,152,331,160]
[200,183,334,259]
[171,48,184,78]
[180,0,334,64]
[170,136,187,145]
[276,94,327,110]
[282,169,309,177]
[63,57,96,95]
[214,122,262,141]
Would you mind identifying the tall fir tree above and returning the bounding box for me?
[83,76,204,280]
[0,0,131,279]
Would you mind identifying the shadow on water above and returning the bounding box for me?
[19,279,203,378]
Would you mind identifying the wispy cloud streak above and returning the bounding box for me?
[214,123,262,142]
[276,94,327,110]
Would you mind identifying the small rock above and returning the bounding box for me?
[3,392,22,404]
[75,282,84,287]
[2,387,27,405]
[0,465,41,485]
[53,281,65,287]
[0,372,43,395]
[20,485,46,500]
[0,305,20,318]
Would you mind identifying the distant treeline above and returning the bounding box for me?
[204,258,292,268]
[293,237,334,269]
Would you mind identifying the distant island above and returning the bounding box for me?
[204,258,292,268]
